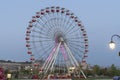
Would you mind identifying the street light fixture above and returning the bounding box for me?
[109,40,116,50]
[7,73,11,80]
[109,34,120,55]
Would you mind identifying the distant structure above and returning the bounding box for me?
[0,60,31,72]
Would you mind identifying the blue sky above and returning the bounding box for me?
[0,0,120,67]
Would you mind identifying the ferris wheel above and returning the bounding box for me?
[25,6,88,79]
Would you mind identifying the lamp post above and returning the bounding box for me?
[109,34,120,55]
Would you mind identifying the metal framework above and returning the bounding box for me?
[25,6,89,79]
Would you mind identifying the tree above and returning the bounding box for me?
[92,65,101,76]
[109,64,118,76]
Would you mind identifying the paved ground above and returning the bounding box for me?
[96,79,112,80]
[13,79,113,80]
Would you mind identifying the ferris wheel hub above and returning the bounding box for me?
[55,36,65,45]
[54,31,66,44]
[59,37,64,42]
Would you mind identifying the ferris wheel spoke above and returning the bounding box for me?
[52,17,61,29]
[65,24,78,35]
[30,39,54,45]
[59,17,64,31]
[68,43,85,54]
[69,43,84,53]
[48,18,59,33]
[43,18,61,38]
[31,38,53,42]
[64,26,75,35]
[59,13,67,28]
[40,14,52,25]
[66,37,83,41]
[30,34,51,39]
[62,16,70,32]
[62,13,75,33]
[68,42,85,50]
[47,13,55,27]
[67,43,85,50]
[65,19,74,29]
[66,32,83,38]
[63,18,73,32]
[61,10,71,27]
[64,16,78,31]
[47,19,57,31]
[40,42,54,48]
[30,41,54,53]
[67,27,80,35]
[69,43,85,50]
[41,44,55,52]
[57,16,64,32]
[67,39,84,44]
[55,17,60,28]
[57,13,64,29]
[31,29,47,36]
[36,43,55,60]
[30,40,54,45]
[56,16,61,29]
[36,19,46,28]
[67,50,83,60]
[38,17,55,34]
[32,29,52,39]
[49,13,57,29]
[30,35,53,41]
[33,23,51,37]
[53,17,58,29]
[42,15,56,31]
[68,43,84,55]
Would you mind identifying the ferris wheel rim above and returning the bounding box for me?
[25,6,89,79]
